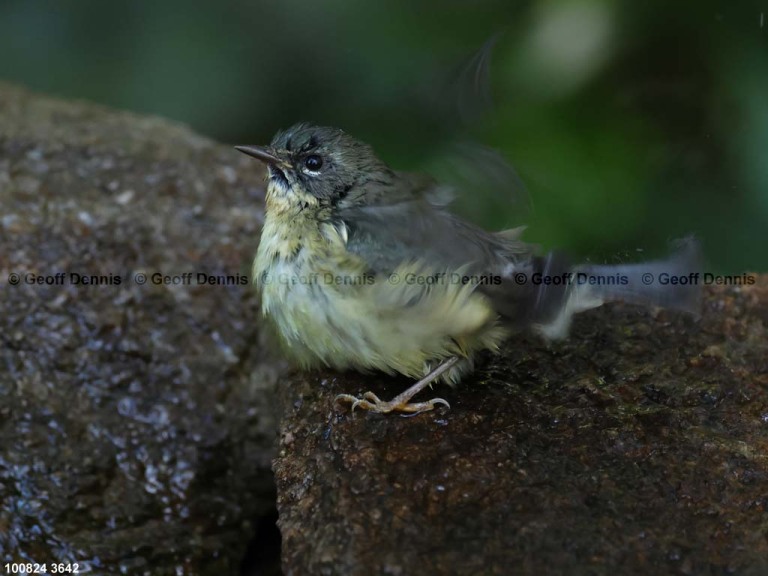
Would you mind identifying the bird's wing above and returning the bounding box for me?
[340,168,527,269]
[341,199,523,275]
[339,190,560,327]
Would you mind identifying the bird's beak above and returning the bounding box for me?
[235,145,281,166]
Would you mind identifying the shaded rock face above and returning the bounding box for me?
[0,83,281,574]
[275,280,768,576]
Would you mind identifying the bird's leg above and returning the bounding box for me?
[336,357,459,415]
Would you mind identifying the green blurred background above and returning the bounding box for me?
[1,0,766,272]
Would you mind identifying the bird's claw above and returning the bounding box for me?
[335,392,450,415]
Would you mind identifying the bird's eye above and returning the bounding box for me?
[303,154,323,172]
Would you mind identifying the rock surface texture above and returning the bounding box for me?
[276,279,767,576]
[0,82,280,575]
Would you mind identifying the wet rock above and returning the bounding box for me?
[0,82,281,575]
[275,279,768,575]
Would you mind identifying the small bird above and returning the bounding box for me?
[236,123,700,415]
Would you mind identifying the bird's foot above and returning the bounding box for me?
[335,391,450,415]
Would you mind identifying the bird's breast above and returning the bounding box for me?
[252,212,362,355]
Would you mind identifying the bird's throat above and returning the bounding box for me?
[265,181,320,217]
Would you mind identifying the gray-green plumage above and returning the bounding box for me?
[237,123,701,413]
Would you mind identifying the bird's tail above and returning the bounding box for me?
[533,237,702,339]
